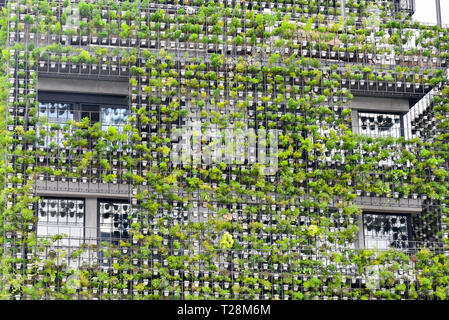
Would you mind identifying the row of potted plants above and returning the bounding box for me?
[9,0,448,64]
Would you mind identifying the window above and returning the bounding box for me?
[363,213,412,250]
[38,92,129,147]
[100,106,129,131]
[38,102,75,124]
[38,92,129,125]
[358,112,402,138]
[37,198,85,246]
[38,102,75,148]
[98,199,130,244]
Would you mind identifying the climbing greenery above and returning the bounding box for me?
[2,0,449,300]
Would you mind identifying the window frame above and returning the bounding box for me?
[356,110,405,138]
[97,198,131,245]
[362,212,413,250]
[38,91,129,125]
[36,196,86,242]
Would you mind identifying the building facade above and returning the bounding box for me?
[1,0,449,300]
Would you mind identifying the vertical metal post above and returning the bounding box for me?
[436,0,442,27]
[340,0,346,19]
[2,0,11,298]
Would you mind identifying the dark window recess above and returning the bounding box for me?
[37,197,85,245]
[99,199,130,244]
[363,213,412,250]
[81,104,101,124]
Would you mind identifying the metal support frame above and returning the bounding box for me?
[1,0,11,297]
[340,0,345,19]
[436,0,442,27]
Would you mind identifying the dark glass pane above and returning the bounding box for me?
[364,213,411,250]
[99,199,130,245]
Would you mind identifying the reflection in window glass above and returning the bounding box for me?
[37,198,84,246]
[100,107,129,131]
[38,102,75,123]
[358,112,402,138]
[364,213,411,250]
[38,102,75,147]
[38,100,129,147]
[99,200,130,244]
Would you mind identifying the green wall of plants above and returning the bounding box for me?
[1,0,449,300]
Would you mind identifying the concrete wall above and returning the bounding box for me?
[349,96,410,112]
[85,198,98,243]
[356,196,422,212]
[37,76,129,96]
[35,181,131,197]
